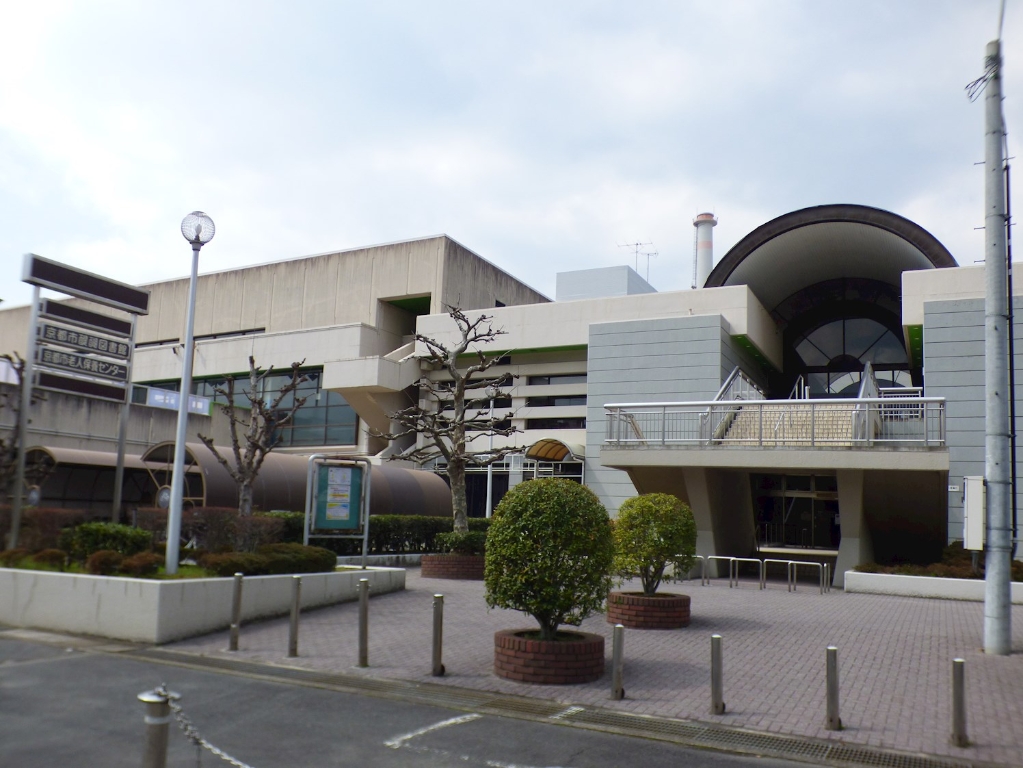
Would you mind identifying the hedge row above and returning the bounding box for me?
[199,543,337,576]
[318,516,491,556]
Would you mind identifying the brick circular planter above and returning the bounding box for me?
[420,553,485,580]
[606,591,691,629]
[494,629,605,684]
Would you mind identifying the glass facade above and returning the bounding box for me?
[143,367,358,448]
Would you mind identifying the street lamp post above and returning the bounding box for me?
[165,212,215,575]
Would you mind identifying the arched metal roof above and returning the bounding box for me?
[525,439,585,462]
[705,205,957,313]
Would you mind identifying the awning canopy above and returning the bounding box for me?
[525,439,585,462]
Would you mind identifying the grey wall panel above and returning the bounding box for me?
[586,314,732,515]
[925,296,1023,547]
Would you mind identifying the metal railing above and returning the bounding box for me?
[691,555,832,594]
[605,396,945,448]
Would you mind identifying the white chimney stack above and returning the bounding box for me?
[692,212,718,289]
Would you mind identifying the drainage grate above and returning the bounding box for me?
[123,649,975,768]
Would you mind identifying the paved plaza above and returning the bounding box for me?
[169,569,1023,766]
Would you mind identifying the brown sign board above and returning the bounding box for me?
[38,323,131,360]
[37,345,129,382]
[35,370,128,404]
[40,299,133,338]
[23,253,150,315]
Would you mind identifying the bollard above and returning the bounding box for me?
[358,578,369,667]
[228,573,243,652]
[432,594,445,676]
[951,658,969,747]
[825,646,842,730]
[610,624,625,700]
[138,687,177,768]
[710,634,725,714]
[288,575,302,658]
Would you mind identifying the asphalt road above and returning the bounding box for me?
[0,635,809,768]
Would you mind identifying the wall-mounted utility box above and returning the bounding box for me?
[963,476,985,551]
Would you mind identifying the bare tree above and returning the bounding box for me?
[379,308,520,534]
[198,356,309,516]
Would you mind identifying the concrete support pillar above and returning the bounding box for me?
[833,470,871,588]
[683,468,720,572]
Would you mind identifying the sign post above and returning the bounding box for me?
[8,254,150,547]
[304,455,372,569]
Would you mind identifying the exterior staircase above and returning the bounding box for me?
[719,402,857,447]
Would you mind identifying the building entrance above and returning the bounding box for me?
[752,473,840,549]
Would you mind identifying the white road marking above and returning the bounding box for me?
[548,706,584,720]
[384,713,483,749]
[485,761,573,768]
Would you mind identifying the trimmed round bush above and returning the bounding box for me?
[436,530,487,555]
[0,548,29,568]
[120,551,164,577]
[68,522,152,561]
[613,493,697,596]
[86,550,123,575]
[485,478,614,641]
[33,549,68,571]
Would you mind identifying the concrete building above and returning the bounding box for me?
[2,206,1021,582]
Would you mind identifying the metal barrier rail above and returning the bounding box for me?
[787,561,831,594]
[690,556,833,594]
[729,557,765,589]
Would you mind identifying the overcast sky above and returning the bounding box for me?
[1,1,1019,309]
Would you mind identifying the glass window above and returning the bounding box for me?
[526,417,586,430]
[527,373,587,386]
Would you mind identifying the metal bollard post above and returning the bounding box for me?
[288,575,302,658]
[358,578,369,667]
[825,646,842,730]
[610,624,625,700]
[432,594,445,676]
[710,634,725,714]
[951,658,969,747]
[228,572,243,652]
[138,687,177,768]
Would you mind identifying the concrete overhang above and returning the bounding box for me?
[415,284,783,370]
[706,205,957,313]
[600,447,949,473]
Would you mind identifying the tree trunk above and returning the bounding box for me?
[448,459,469,533]
[239,482,254,516]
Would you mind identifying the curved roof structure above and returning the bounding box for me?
[705,205,957,312]
[525,439,585,462]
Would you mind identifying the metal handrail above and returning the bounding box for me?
[729,557,765,589]
[787,561,831,594]
[605,397,946,448]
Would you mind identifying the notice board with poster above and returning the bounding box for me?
[314,464,364,530]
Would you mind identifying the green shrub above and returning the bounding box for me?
[67,523,152,561]
[0,548,29,568]
[33,549,68,571]
[235,515,285,552]
[612,493,697,597]
[86,550,124,575]
[436,530,487,555]
[192,507,240,553]
[20,508,89,552]
[200,543,336,576]
[258,511,305,543]
[485,479,614,641]
[121,551,164,577]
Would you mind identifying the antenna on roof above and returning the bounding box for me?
[618,241,652,272]
[640,249,658,282]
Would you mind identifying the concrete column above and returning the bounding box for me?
[833,470,871,588]
[683,468,720,574]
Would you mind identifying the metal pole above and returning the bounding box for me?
[432,593,445,676]
[951,658,969,747]
[486,398,494,518]
[8,285,40,550]
[611,624,625,700]
[358,578,369,667]
[710,634,725,714]
[288,575,301,658]
[825,646,841,730]
[165,244,201,575]
[111,400,130,523]
[983,38,1013,656]
[138,688,175,768]
[228,572,243,652]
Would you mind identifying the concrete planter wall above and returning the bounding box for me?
[0,567,405,644]
[844,571,1023,603]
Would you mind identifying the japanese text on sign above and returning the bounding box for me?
[325,466,353,521]
[38,346,128,381]
[40,323,131,359]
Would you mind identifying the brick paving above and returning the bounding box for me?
[169,570,1023,766]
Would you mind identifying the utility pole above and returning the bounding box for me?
[982,38,1012,656]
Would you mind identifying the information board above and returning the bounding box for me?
[314,464,364,530]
